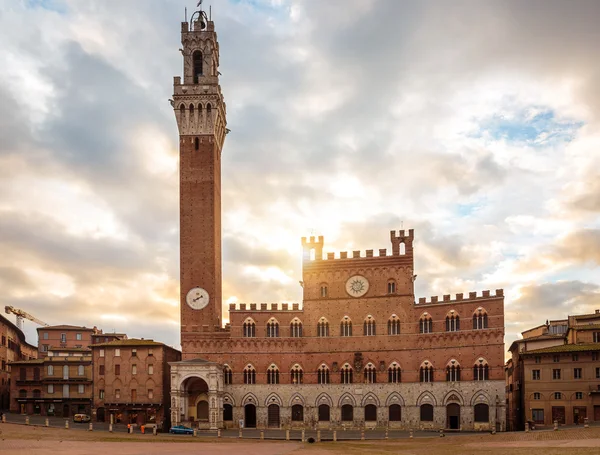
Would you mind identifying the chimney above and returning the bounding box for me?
[596,309,599,314]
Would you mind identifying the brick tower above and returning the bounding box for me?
[173,9,227,348]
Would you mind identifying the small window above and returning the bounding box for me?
[48,384,54,394]
[43,332,49,340]
[554,392,562,400]
[76,333,82,341]
[553,355,560,362]
[132,364,137,375]
[572,354,578,361]
[596,367,600,379]
[99,365,105,375]
[535,356,541,364]
[320,285,328,298]
[115,365,120,375]
[78,384,84,394]
[115,349,121,357]
[533,392,541,400]
[132,349,137,357]
[148,349,153,356]
[148,389,154,399]
[593,332,600,343]
[387,281,396,294]
[99,349,105,358]
[148,364,154,375]
[224,366,233,385]
[60,333,67,343]
[576,392,583,399]
[574,368,582,379]
[532,369,540,380]
[78,365,84,376]
[48,365,54,376]
[192,50,203,83]
[194,137,199,150]
[99,389,105,400]
[115,389,121,399]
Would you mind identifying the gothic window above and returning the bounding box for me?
[341,404,353,422]
[243,318,256,338]
[206,103,212,117]
[388,362,401,383]
[317,364,330,384]
[292,404,304,421]
[446,311,460,332]
[266,319,280,338]
[193,50,203,83]
[473,359,489,381]
[473,308,488,329]
[317,318,329,337]
[223,404,233,421]
[340,317,352,337]
[341,363,353,384]
[474,404,489,422]
[320,284,328,298]
[267,364,280,384]
[420,361,434,383]
[290,364,303,384]
[363,316,376,336]
[290,318,303,337]
[243,365,256,385]
[387,280,396,294]
[318,404,330,421]
[189,103,195,116]
[179,104,185,117]
[388,315,400,335]
[420,404,434,421]
[364,363,377,384]
[364,404,377,422]
[389,404,401,421]
[399,242,406,255]
[420,314,433,334]
[446,360,461,382]
[223,365,233,385]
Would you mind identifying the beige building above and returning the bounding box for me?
[507,311,600,430]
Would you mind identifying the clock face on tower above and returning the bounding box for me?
[346,275,369,297]
[186,287,210,310]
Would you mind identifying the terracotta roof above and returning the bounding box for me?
[571,313,600,321]
[91,338,166,347]
[48,346,91,352]
[571,324,600,330]
[9,359,45,365]
[38,325,95,331]
[523,343,600,354]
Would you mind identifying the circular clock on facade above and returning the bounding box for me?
[186,287,210,310]
[345,275,369,297]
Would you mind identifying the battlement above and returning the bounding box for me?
[301,229,415,263]
[416,289,504,306]
[229,303,303,312]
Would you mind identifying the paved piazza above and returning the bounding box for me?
[2,423,600,455]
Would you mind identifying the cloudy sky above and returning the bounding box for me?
[1,0,599,352]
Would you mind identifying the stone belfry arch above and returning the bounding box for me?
[173,4,228,352]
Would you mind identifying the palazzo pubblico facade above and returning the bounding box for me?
[168,9,506,432]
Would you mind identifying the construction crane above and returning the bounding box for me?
[4,306,49,330]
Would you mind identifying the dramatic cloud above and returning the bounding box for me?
[1,0,599,352]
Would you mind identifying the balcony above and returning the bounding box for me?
[589,385,600,394]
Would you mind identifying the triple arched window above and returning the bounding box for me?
[364,363,377,384]
[388,315,400,335]
[446,311,460,332]
[317,364,330,384]
[317,318,329,337]
[290,364,303,384]
[290,318,303,337]
[473,308,489,329]
[223,365,233,385]
[340,363,353,384]
[243,318,256,338]
[446,360,461,382]
[388,362,401,383]
[473,358,489,380]
[267,364,280,384]
[420,314,433,334]
[363,315,376,336]
[266,318,280,338]
[420,361,434,383]
[340,317,352,337]
[243,365,256,384]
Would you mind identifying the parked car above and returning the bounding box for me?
[169,425,194,435]
[73,414,91,423]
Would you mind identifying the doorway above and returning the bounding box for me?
[267,404,280,428]
[63,404,70,417]
[446,403,460,430]
[573,407,587,424]
[244,404,256,428]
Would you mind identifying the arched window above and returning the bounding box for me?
[318,404,330,421]
[389,404,401,421]
[317,317,329,337]
[446,360,461,382]
[223,403,233,421]
[243,318,256,338]
[388,362,401,383]
[399,242,406,255]
[420,361,434,383]
[223,365,233,385]
[340,316,352,337]
[420,404,434,421]
[387,280,396,294]
[19,389,27,398]
[474,403,489,422]
[192,50,203,83]
[179,104,185,117]
[290,318,303,337]
[388,314,400,335]
[320,284,328,298]
[364,363,377,383]
[290,364,303,384]
[317,364,330,384]
[291,404,304,421]
[473,308,488,329]
[243,365,256,385]
[365,404,377,422]
[266,318,280,338]
[363,315,376,336]
[341,363,353,384]
[341,404,353,421]
[206,103,212,117]
[446,311,460,332]
[473,358,489,381]
[189,103,195,116]
[267,364,280,384]
[420,313,433,334]
[194,137,199,150]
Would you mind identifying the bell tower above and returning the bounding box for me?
[173,5,227,348]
